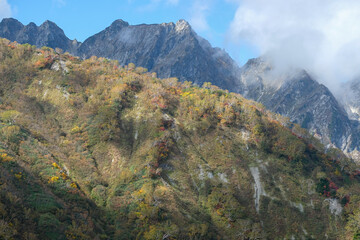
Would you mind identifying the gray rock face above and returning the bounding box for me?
[338,79,360,159]
[0,18,79,54]
[341,79,360,122]
[77,19,241,90]
[238,57,359,157]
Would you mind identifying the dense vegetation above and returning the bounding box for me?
[0,39,360,239]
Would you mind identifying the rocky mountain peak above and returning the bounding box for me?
[175,19,191,33]
[75,18,241,90]
[39,20,64,34]
[41,19,56,26]
[0,18,78,54]
[110,19,129,29]
[26,22,37,29]
[0,18,24,40]
[0,17,23,26]
[243,57,272,72]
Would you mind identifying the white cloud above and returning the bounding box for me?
[0,0,12,19]
[229,0,360,91]
[189,0,211,32]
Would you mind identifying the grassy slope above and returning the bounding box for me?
[0,39,360,239]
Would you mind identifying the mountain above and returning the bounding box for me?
[1,39,360,239]
[1,17,360,161]
[238,57,360,161]
[0,18,241,91]
[76,19,241,90]
[0,18,79,53]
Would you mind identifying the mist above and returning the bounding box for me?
[228,0,360,93]
[0,0,12,19]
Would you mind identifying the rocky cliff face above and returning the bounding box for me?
[0,18,79,53]
[77,19,241,90]
[238,58,360,159]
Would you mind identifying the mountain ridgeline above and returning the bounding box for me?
[0,18,240,91]
[0,39,360,239]
[0,18,79,54]
[1,18,359,162]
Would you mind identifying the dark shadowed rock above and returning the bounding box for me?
[0,18,24,40]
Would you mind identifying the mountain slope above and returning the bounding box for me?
[2,17,359,163]
[1,39,360,239]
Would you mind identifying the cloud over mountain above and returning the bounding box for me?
[189,0,211,32]
[229,0,360,91]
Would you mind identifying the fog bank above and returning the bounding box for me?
[229,0,360,92]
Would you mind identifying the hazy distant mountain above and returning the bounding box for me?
[341,79,360,122]
[238,58,360,159]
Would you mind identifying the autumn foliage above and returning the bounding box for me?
[0,39,359,239]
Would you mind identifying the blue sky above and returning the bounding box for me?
[1,0,258,65]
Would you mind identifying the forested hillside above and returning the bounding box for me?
[2,17,360,164]
[0,39,360,239]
